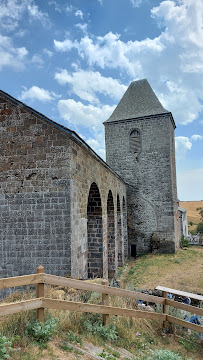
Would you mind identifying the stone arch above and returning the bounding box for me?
[87,182,103,278]
[123,196,128,258]
[107,190,115,279]
[117,194,123,266]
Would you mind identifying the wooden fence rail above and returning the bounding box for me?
[0,266,203,334]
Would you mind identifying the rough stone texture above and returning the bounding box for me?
[0,90,127,286]
[69,135,127,279]
[105,113,180,254]
[0,93,72,280]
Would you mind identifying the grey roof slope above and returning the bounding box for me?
[104,79,170,123]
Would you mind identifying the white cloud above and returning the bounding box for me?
[175,136,192,160]
[0,0,27,31]
[54,1,203,126]
[0,34,28,70]
[55,69,127,103]
[130,0,143,8]
[27,3,51,28]
[191,134,203,141]
[0,0,51,31]
[75,23,88,34]
[31,54,44,67]
[43,48,54,57]
[58,98,115,130]
[75,9,83,19]
[177,168,203,201]
[54,32,163,77]
[19,86,60,102]
[48,1,62,13]
[66,5,73,13]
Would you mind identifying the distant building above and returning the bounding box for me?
[178,206,188,237]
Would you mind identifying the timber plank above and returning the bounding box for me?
[42,298,165,321]
[44,274,165,304]
[167,315,203,333]
[0,299,42,316]
[155,286,203,301]
[0,274,44,289]
[166,299,203,316]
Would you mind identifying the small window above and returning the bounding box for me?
[129,130,141,153]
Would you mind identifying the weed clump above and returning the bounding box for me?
[25,317,58,344]
[0,333,12,359]
[80,313,118,342]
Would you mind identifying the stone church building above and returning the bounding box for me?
[0,79,181,281]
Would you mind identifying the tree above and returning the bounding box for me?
[197,207,203,221]
[196,222,203,234]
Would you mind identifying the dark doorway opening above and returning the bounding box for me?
[131,244,136,258]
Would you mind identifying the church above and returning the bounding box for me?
[0,79,181,281]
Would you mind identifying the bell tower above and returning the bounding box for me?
[104,79,180,255]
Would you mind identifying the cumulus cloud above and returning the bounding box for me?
[19,86,60,102]
[55,69,127,103]
[58,98,115,131]
[0,0,51,31]
[0,34,28,70]
[191,134,203,141]
[54,32,163,77]
[54,0,203,126]
[175,136,192,160]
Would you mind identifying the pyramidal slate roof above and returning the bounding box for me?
[104,79,170,123]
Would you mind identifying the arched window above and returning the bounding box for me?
[129,130,141,153]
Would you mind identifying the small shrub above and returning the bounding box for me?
[0,333,12,360]
[67,330,82,345]
[196,222,203,234]
[150,349,182,360]
[80,314,118,342]
[180,235,190,248]
[25,318,58,344]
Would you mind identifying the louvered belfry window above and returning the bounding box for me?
[129,130,141,153]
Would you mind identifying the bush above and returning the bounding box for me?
[196,222,203,234]
[180,235,190,248]
[0,333,12,359]
[80,314,118,342]
[25,317,58,344]
[150,349,183,360]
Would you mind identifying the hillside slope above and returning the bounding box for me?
[179,201,203,224]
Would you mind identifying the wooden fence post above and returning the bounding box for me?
[101,279,109,325]
[162,291,168,329]
[36,265,45,322]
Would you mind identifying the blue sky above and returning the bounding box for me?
[0,0,203,201]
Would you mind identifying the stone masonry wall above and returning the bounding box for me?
[0,93,72,282]
[69,136,127,279]
[105,114,180,254]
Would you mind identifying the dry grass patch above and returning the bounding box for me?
[121,247,203,293]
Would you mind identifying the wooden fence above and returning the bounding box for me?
[0,266,203,334]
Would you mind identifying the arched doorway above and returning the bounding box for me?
[107,190,115,279]
[87,182,103,278]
